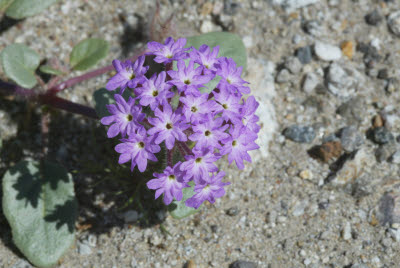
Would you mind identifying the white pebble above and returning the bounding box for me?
[314,41,342,61]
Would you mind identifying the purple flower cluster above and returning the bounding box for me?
[102,37,260,209]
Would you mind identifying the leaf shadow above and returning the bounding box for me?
[44,198,78,233]
[9,162,41,208]
[0,15,22,35]
[118,13,147,58]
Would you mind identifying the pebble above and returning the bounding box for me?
[375,143,397,163]
[292,201,308,216]
[283,125,316,143]
[223,0,240,15]
[342,222,352,240]
[374,192,400,226]
[229,260,257,268]
[226,207,240,216]
[357,42,381,66]
[303,20,323,36]
[326,63,358,98]
[308,141,342,162]
[365,10,382,26]
[389,150,400,164]
[299,169,313,180]
[388,11,400,37]
[296,46,312,64]
[385,78,399,93]
[341,41,354,59]
[388,228,400,242]
[123,210,139,223]
[340,126,364,152]
[372,114,384,128]
[284,56,302,74]
[371,127,394,144]
[200,20,214,33]
[11,260,32,268]
[377,68,389,80]
[184,260,196,268]
[77,242,92,255]
[314,41,341,61]
[302,72,319,93]
[276,68,292,83]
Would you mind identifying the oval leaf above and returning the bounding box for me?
[39,65,64,76]
[168,182,199,219]
[2,160,77,268]
[5,0,60,19]
[0,0,14,11]
[1,44,40,88]
[185,32,247,93]
[70,38,109,71]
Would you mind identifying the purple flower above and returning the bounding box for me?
[240,96,260,133]
[214,88,242,123]
[185,171,230,209]
[146,162,189,205]
[148,104,189,150]
[180,149,220,183]
[167,60,214,96]
[115,128,161,172]
[147,37,189,64]
[189,44,220,74]
[216,57,250,95]
[220,126,259,170]
[135,71,174,111]
[189,114,230,150]
[106,56,149,94]
[100,94,145,138]
[180,93,219,123]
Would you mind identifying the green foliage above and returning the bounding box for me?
[70,38,109,71]
[5,0,60,19]
[2,160,77,268]
[0,43,40,88]
[39,65,64,76]
[168,182,198,219]
[185,31,247,93]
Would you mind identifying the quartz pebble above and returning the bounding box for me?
[314,41,341,61]
[302,73,319,93]
[229,260,257,268]
[388,11,400,38]
[283,125,316,143]
[276,69,292,83]
[284,56,302,74]
[342,222,352,240]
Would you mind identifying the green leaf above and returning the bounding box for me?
[93,88,134,118]
[39,65,64,76]
[168,182,199,219]
[0,43,40,88]
[185,32,247,93]
[5,0,60,19]
[2,160,77,268]
[0,0,14,11]
[70,38,109,71]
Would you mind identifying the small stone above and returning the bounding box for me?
[296,46,312,64]
[87,234,97,247]
[299,169,313,180]
[292,201,308,216]
[229,260,257,268]
[123,210,139,223]
[377,68,389,80]
[389,150,400,164]
[201,2,213,16]
[386,78,399,93]
[200,20,214,33]
[357,42,381,66]
[303,20,323,36]
[226,207,240,216]
[388,11,400,37]
[276,69,291,83]
[389,228,400,242]
[375,143,397,163]
[308,141,342,162]
[341,41,354,59]
[371,127,394,144]
[374,192,400,226]
[372,114,384,128]
[283,125,316,143]
[337,98,364,124]
[184,260,196,268]
[210,225,219,233]
[302,72,319,93]
[365,10,382,26]
[314,41,342,61]
[326,63,361,98]
[77,242,92,255]
[342,222,352,240]
[340,126,364,152]
[284,56,302,74]
[223,0,240,15]
[12,260,32,268]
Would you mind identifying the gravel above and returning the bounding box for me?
[388,11,400,37]
[283,125,316,143]
[314,41,341,61]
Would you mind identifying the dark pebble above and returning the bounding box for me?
[377,68,389,80]
[229,260,258,268]
[210,225,218,233]
[318,201,330,210]
[375,143,396,163]
[340,126,364,152]
[226,207,240,216]
[283,125,316,143]
[376,193,400,226]
[357,42,381,67]
[365,10,382,26]
[308,141,343,162]
[372,127,394,144]
[224,0,240,15]
[295,46,312,64]
[397,135,400,143]
[336,98,364,125]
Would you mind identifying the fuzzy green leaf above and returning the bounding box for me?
[2,160,77,268]
[0,44,40,88]
[5,0,60,19]
[168,182,199,219]
[0,0,14,11]
[70,38,109,71]
[185,32,247,93]
[39,65,64,76]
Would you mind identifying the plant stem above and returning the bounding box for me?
[167,147,174,167]
[179,141,192,155]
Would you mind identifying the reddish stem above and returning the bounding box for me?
[179,141,192,155]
